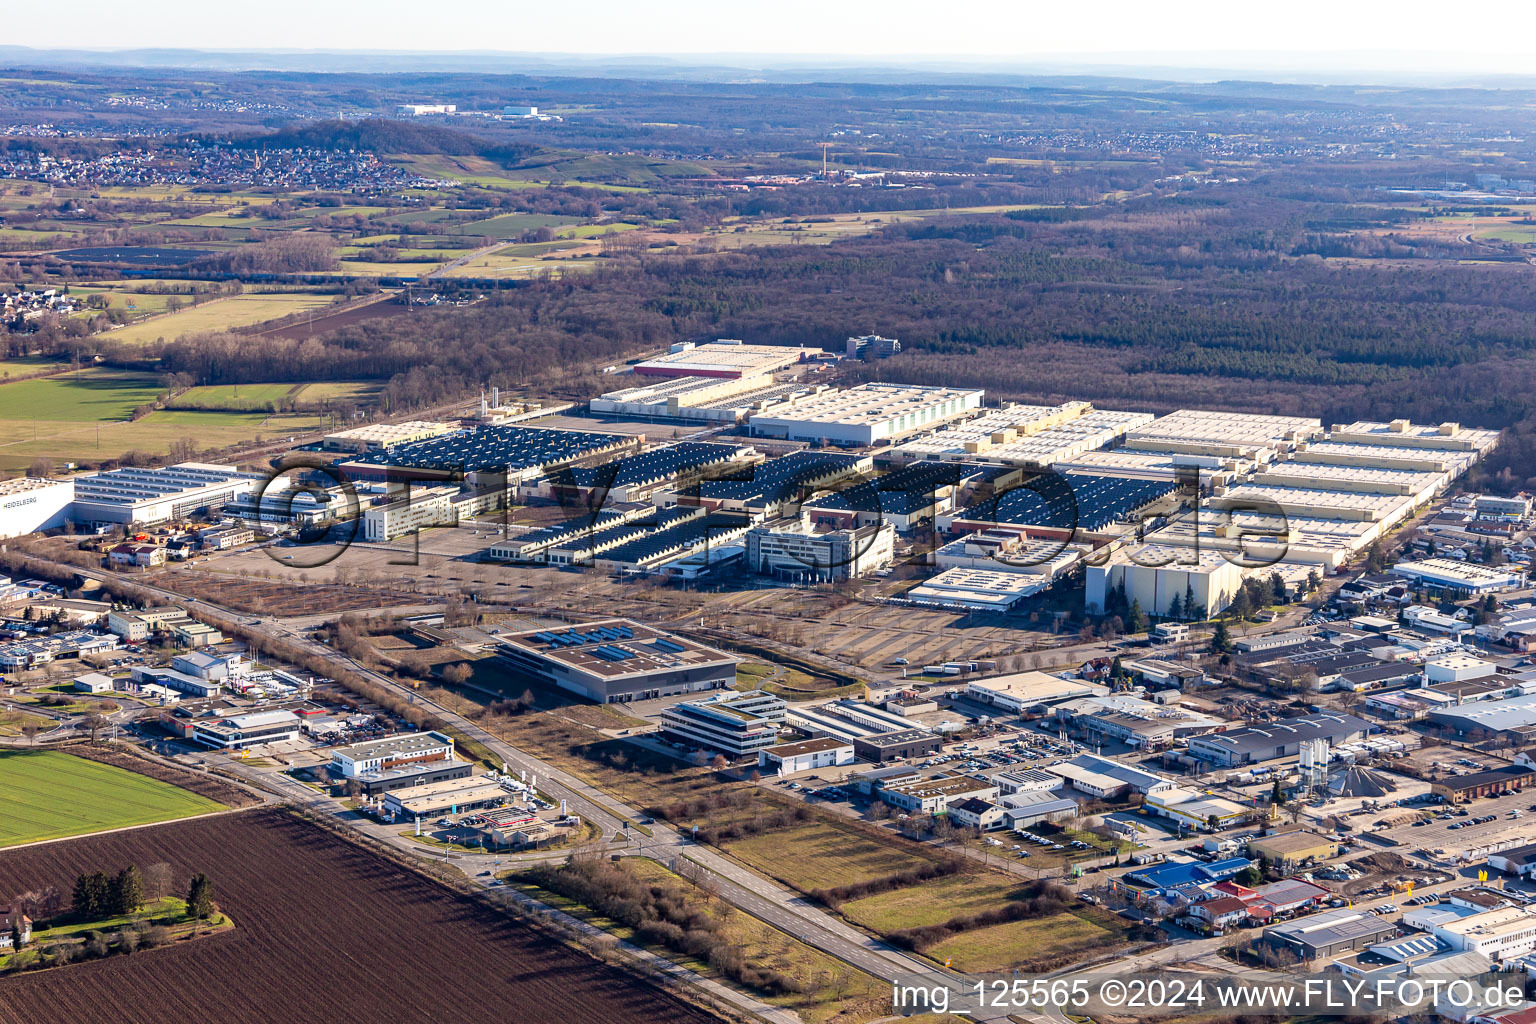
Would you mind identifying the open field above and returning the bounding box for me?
[0,404,332,475]
[927,909,1133,973]
[0,809,721,1024]
[0,749,225,847]
[166,382,300,410]
[0,355,69,381]
[0,368,163,420]
[104,292,337,344]
[438,251,596,278]
[724,821,936,892]
[839,872,1022,933]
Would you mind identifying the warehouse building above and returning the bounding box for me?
[591,374,801,421]
[853,729,942,762]
[321,421,454,453]
[632,340,811,379]
[942,472,1177,543]
[659,689,786,757]
[1247,830,1339,871]
[747,383,985,446]
[1429,765,1536,804]
[695,450,872,518]
[1390,558,1524,595]
[1253,462,1446,498]
[382,776,507,820]
[1290,441,1476,476]
[965,672,1106,713]
[1329,419,1501,455]
[1488,843,1536,879]
[1187,713,1373,766]
[757,737,855,776]
[1123,410,1323,461]
[341,425,635,486]
[0,477,75,538]
[1086,547,1247,619]
[1428,695,1536,744]
[1143,787,1249,828]
[889,402,1154,468]
[1263,909,1398,961]
[549,442,751,504]
[190,709,301,750]
[330,731,456,778]
[495,619,738,703]
[71,463,264,527]
[130,665,221,698]
[906,567,1055,611]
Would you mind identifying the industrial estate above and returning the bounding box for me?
[7,34,1536,1024]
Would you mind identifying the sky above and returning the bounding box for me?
[13,0,1536,77]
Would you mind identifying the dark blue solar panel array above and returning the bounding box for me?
[534,624,636,649]
[561,442,741,489]
[958,472,1177,532]
[598,511,753,564]
[700,450,866,502]
[367,425,627,473]
[809,460,993,515]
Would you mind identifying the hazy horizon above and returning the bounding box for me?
[9,0,1536,85]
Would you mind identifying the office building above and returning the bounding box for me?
[190,709,301,750]
[659,689,786,757]
[495,619,738,703]
[743,517,894,580]
[330,731,456,778]
[757,737,855,775]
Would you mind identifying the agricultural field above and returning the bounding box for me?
[0,809,721,1024]
[0,750,225,847]
[102,292,339,345]
[0,368,165,421]
[0,365,336,474]
[439,250,595,278]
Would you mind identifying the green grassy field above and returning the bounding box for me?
[0,356,69,381]
[456,212,583,237]
[167,382,302,410]
[0,750,225,847]
[104,292,337,344]
[0,368,164,420]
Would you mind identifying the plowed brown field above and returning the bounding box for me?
[0,809,721,1024]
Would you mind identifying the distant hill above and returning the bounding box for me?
[213,119,539,164]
